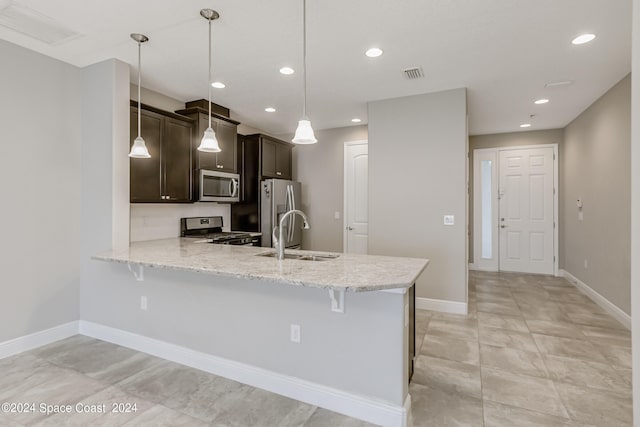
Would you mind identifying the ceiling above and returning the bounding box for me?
[0,0,632,136]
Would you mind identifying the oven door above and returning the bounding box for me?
[200,170,240,202]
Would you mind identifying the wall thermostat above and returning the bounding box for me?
[576,199,583,209]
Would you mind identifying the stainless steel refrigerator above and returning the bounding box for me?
[260,179,302,248]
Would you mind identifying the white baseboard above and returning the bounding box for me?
[559,270,631,330]
[79,321,407,427]
[416,297,468,315]
[0,321,79,360]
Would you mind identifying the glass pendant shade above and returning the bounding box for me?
[292,119,317,144]
[129,136,151,158]
[198,127,221,152]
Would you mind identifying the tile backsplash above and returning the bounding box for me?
[130,203,231,242]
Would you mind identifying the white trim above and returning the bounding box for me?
[559,270,631,330]
[343,140,368,254]
[0,321,79,360]
[468,263,478,270]
[79,321,407,427]
[416,297,468,315]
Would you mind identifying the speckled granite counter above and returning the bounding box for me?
[93,238,428,292]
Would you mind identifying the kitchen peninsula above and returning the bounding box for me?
[92,238,428,427]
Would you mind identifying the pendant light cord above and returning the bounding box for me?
[137,40,142,138]
[302,0,307,119]
[208,17,212,129]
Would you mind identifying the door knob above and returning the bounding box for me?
[500,225,507,228]
[346,226,354,231]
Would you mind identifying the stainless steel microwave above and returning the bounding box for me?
[199,170,240,202]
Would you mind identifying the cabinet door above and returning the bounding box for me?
[215,119,237,172]
[275,143,292,179]
[130,108,163,202]
[261,139,277,177]
[163,117,193,202]
[197,113,218,171]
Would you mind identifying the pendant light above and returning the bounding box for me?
[292,0,317,144]
[197,9,221,153]
[129,33,151,158]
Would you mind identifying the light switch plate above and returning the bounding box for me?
[334,211,340,220]
[444,215,455,226]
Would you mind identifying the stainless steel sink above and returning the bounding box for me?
[257,252,339,261]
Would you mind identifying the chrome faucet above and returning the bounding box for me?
[273,209,310,260]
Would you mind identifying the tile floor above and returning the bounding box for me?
[0,271,632,426]
[410,270,632,427]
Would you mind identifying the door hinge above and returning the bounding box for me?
[553,187,556,195]
[554,256,556,262]
[553,222,556,229]
[553,153,556,160]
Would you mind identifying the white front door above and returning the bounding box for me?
[344,142,368,254]
[499,147,555,274]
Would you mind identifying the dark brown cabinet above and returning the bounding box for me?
[260,136,292,180]
[129,103,194,203]
[176,106,239,173]
[230,134,294,231]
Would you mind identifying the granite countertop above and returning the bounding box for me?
[93,238,429,292]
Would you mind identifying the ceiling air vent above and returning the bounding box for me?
[0,3,80,45]
[403,67,424,80]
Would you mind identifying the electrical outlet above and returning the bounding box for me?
[334,211,340,220]
[290,324,301,343]
[444,215,455,226]
[140,296,147,311]
[584,259,588,269]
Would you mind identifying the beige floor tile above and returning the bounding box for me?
[562,302,606,316]
[532,334,607,363]
[525,319,586,339]
[409,382,483,427]
[480,344,547,378]
[481,367,568,418]
[479,326,538,352]
[426,318,478,341]
[302,408,375,427]
[593,344,632,369]
[420,334,480,365]
[477,312,529,332]
[32,386,155,427]
[566,312,626,330]
[555,382,632,426]
[542,354,631,395]
[121,405,209,427]
[579,325,631,348]
[412,355,482,399]
[519,304,573,323]
[477,301,522,316]
[483,401,578,427]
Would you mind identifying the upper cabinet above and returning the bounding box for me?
[261,137,292,179]
[176,99,239,174]
[129,103,194,203]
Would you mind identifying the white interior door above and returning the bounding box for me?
[499,147,555,274]
[344,142,368,254]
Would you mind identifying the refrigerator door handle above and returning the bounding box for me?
[287,184,295,242]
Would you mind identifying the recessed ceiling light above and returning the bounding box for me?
[279,67,295,75]
[572,33,596,45]
[534,99,549,105]
[265,107,276,112]
[365,47,383,58]
[211,81,225,88]
[520,123,532,128]
[351,118,362,123]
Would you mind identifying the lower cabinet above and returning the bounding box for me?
[130,105,194,203]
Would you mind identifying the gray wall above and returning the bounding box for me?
[0,40,82,342]
[291,125,368,252]
[562,74,631,314]
[468,129,564,263]
[368,89,468,302]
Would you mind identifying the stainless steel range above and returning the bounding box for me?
[180,216,258,245]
